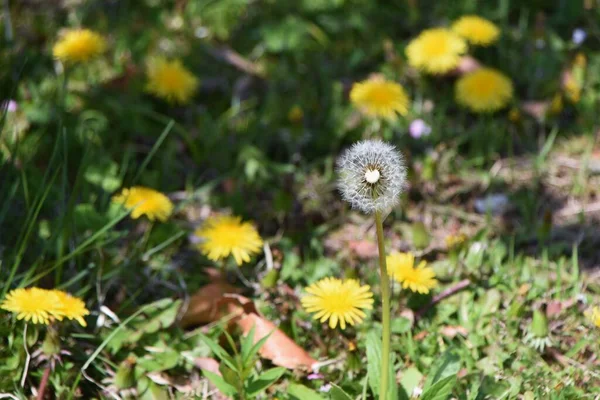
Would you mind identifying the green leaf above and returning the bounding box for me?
[198,333,238,372]
[329,383,353,400]
[246,367,286,397]
[390,317,412,334]
[221,365,241,390]
[366,329,382,397]
[366,328,398,399]
[84,156,122,192]
[202,370,237,397]
[73,204,109,232]
[261,16,313,52]
[288,384,325,400]
[420,375,456,400]
[137,347,180,372]
[400,366,423,396]
[241,325,256,362]
[138,380,170,400]
[244,329,274,367]
[423,350,461,390]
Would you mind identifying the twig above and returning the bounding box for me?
[548,348,600,379]
[557,201,600,218]
[555,156,600,174]
[205,45,265,78]
[428,204,485,224]
[36,365,51,400]
[415,279,471,320]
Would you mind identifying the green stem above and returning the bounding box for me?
[375,210,391,400]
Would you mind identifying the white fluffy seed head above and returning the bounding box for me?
[336,140,406,214]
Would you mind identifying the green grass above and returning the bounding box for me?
[1,0,600,399]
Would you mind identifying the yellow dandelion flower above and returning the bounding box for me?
[508,107,521,124]
[301,277,374,330]
[549,93,563,115]
[452,15,500,46]
[406,28,467,74]
[455,68,513,113]
[112,186,174,222]
[387,252,438,294]
[52,290,90,327]
[350,78,410,120]
[563,75,581,103]
[288,105,304,124]
[1,288,62,325]
[574,52,587,69]
[585,306,600,328]
[194,215,263,266]
[146,57,199,104]
[53,29,107,64]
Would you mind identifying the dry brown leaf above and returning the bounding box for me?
[454,56,482,75]
[546,299,576,318]
[182,286,317,370]
[223,294,318,370]
[104,64,139,90]
[180,282,241,327]
[237,312,317,370]
[440,325,468,338]
[522,100,549,121]
[194,357,222,376]
[348,239,378,259]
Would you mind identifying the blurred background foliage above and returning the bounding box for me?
[1,0,600,397]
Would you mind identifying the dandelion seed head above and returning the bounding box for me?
[336,140,406,214]
[364,168,380,184]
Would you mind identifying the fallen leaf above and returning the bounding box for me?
[400,309,415,326]
[454,55,482,75]
[457,368,469,378]
[518,283,531,296]
[237,313,316,369]
[181,287,317,370]
[348,240,378,259]
[103,64,139,90]
[522,100,549,121]
[194,357,222,376]
[180,282,241,328]
[223,294,318,370]
[546,299,576,318]
[440,325,468,339]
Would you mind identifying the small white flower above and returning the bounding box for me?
[409,119,432,139]
[572,28,586,45]
[319,384,332,393]
[336,140,406,214]
[3,100,17,113]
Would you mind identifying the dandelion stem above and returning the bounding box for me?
[374,210,391,400]
[36,364,51,400]
[20,324,30,388]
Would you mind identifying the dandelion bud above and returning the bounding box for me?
[336,140,406,214]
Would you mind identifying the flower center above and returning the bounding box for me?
[423,36,449,57]
[364,168,380,184]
